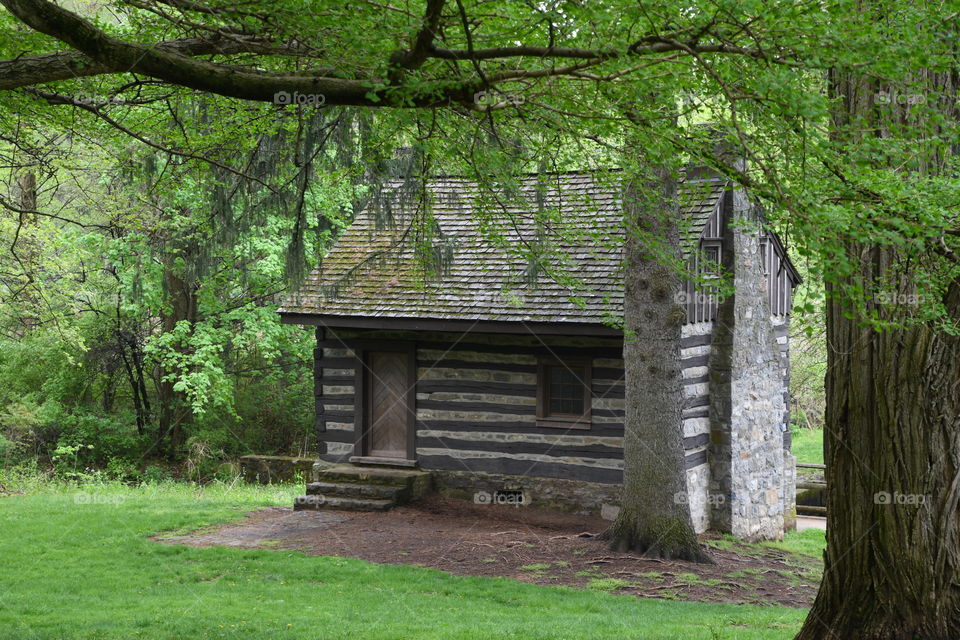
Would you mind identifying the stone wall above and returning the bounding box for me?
[433,469,622,516]
[238,455,317,484]
[773,315,797,531]
[772,316,791,445]
[708,190,789,541]
[782,451,797,531]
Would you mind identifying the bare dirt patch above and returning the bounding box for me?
[160,496,820,607]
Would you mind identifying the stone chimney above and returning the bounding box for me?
[703,150,790,541]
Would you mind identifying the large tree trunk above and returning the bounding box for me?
[796,266,960,640]
[795,57,960,640]
[603,163,712,563]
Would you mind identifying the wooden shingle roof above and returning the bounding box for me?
[280,172,727,326]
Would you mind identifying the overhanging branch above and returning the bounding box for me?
[0,0,810,105]
[0,34,319,90]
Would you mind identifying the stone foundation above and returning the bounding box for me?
[432,469,622,517]
[238,455,317,484]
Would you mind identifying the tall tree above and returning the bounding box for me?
[795,42,960,640]
[604,149,711,562]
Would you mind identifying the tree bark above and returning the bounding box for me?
[795,56,960,640]
[796,268,960,640]
[602,162,712,563]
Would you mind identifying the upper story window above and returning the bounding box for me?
[700,242,722,277]
[536,360,592,429]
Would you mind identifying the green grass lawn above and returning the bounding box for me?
[790,429,824,465]
[0,480,810,639]
[707,529,825,561]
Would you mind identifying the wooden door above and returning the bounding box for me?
[365,351,409,459]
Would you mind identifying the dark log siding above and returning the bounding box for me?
[773,317,792,449]
[313,327,327,455]
[314,339,359,457]
[313,328,716,482]
[413,334,624,483]
[680,320,713,533]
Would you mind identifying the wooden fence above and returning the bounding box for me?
[796,462,827,517]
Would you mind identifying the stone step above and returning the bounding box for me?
[293,495,395,512]
[306,481,404,501]
[314,463,432,489]
[298,463,433,513]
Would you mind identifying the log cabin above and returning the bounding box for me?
[279,164,801,541]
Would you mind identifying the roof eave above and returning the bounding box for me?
[277,311,623,337]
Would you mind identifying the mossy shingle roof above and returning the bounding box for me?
[280,172,727,325]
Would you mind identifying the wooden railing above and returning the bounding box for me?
[796,463,827,517]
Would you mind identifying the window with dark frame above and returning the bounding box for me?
[536,360,592,428]
[701,243,721,277]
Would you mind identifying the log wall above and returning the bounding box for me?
[313,328,714,488]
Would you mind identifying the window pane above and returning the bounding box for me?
[702,246,720,275]
[548,366,585,416]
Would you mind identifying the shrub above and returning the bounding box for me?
[55,412,150,465]
[0,433,12,461]
[142,465,173,484]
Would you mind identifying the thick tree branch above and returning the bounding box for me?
[389,0,445,72]
[0,34,320,90]
[0,0,809,105]
[1,0,410,104]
